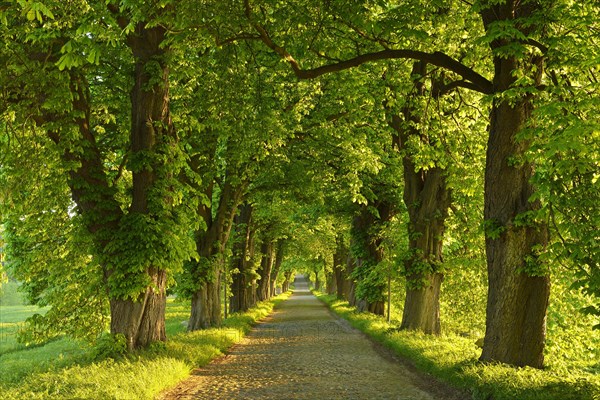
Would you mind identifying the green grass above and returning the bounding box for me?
[1,284,49,356]
[0,290,291,399]
[1,281,91,387]
[0,281,28,306]
[316,293,600,400]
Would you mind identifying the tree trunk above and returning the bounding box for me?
[245,230,258,308]
[346,257,358,307]
[333,235,349,300]
[325,269,337,295]
[387,61,451,335]
[269,240,284,296]
[357,298,385,315]
[349,204,390,316]
[109,269,167,350]
[230,203,254,313]
[188,181,245,331]
[256,241,274,301]
[281,269,293,292]
[480,87,550,368]
[54,21,176,349]
[399,165,450,335]
[401,273,443,334]
[478,5,550,369]
[189,275,221,330]
[107,23,174,348]
[313,268,321,291]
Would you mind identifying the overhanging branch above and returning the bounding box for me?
[244,0,494,95]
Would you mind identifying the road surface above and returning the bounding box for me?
[160,275,466,399]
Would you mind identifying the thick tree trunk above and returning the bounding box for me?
[256,241,274,301]
[387,61,451,335]
[345,255,357,305]
[109,269,167,350]
[230,203,254,313]
[313,269,321,291]
[269,241,284,296]
[401,273,443,334]
[325,269,337,295]
[357,298,385,315]
[350,204,389,316]
[333,236,349,300]
[480,95,550,368]
[399,166,450,335]
[106,23,174,348]
[244,232,258,308]
[281,269,293,292]
[188,181,245,331]
[189,276,221,330]
[188,185,222,330]
[478,5,550,369]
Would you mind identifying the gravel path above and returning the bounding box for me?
[160,275,467,400]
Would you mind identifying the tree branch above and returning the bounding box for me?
[437,80,483,95]
[215,33,262,46]
[107,3,129,30]
[244,0,494,94]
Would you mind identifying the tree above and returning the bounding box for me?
[524,2,600,327]
[350,202,393,315]
[383,62,448,334]
[1,1,199,349]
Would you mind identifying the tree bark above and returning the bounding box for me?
[188,181,245,330]
[188,277,221,330]
[332,235,349,300]
[345,255,357,305]
[384,61,452,335]
[478,4,550,368]
[350,204,390,316]
[281,269,293,293]
[256,241,274,301]
[399,162,449,335]
[312,267,321,291]
[107,23,174,349]
[325,268,337,295]
[43,20,175,350]
[230,203,255,313]
[480,81,550,368]
[109,268,167,350]
[269,240,284,296]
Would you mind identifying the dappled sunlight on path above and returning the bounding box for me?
[159,275,465,400]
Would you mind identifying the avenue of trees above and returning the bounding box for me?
[0,0,598,370]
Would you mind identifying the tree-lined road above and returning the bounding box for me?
[161,276,466,400]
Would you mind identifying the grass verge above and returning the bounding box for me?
[0,292,291,400]
[316,292,600,400]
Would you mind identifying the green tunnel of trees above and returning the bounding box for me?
[0,0,598,371]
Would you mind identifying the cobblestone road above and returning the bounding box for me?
[159,276,467,400]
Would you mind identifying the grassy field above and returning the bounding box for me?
[0,282,290,399]
[316,292,600,400]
